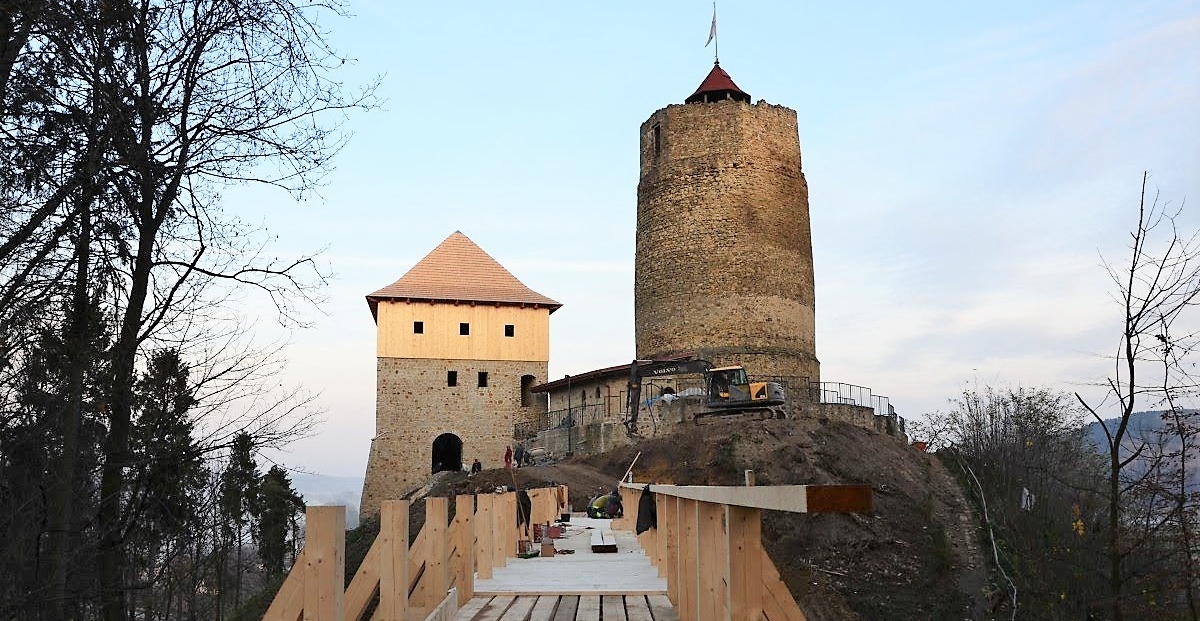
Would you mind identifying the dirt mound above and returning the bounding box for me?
[581,417,991,621]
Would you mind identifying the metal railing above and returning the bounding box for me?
[513,403,608,440]
[514,376,905,439]
[803,381,894,418]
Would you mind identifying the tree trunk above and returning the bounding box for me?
[98,203,158,621]
[43,199,89,620]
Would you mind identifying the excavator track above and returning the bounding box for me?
[693,405,787,424]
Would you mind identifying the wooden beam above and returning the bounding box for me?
[663,495,678,603]
[805,485,873,513]
[761,551,808,621]
[619,483,872,514]
[453,495,475,605]
[407,523,430,605]
[343,538,381,620]
[725,506,763,621]
[504,491,519,559]
[492,493,508,567]
[678,499,697,621]
[378,500,409,621]
[261,550,306,621]
[476,493,494,579]
[302,506,345,621]
[654,494,668,579]
[425,497,449,607]
[696,501,725,621]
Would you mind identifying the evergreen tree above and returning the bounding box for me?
[131,348,203,535]
[253,465,305,575]
[220,432,259,613]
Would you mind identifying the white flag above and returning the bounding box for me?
[705,8,716,47]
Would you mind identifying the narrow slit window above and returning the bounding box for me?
[478,371,488,388]
[653,123,661,155]
[447,371,457,387]
[413,321,424,334]
[459,322,470,336]
[504,324,515,337]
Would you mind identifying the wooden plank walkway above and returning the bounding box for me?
[472,517,667,596]
[454,595,678,621]
[455,517,675,621]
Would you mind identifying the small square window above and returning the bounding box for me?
[478,371,488,388]
[413,321,424,334]
[447,371,457,387]
[504,324,515,337]
[459,322,470,336]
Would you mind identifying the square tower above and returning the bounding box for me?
[359,231,560,520]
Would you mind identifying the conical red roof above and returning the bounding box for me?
[367,231,561,320]
[685,62,751,104]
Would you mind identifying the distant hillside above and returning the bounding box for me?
[1084,410,1197,489]
[291,473,364,528]
[1084,410,1173,449]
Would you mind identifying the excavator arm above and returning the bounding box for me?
[625,358,713,434]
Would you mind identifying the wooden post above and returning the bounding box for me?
[454,495,475,604]
[425,496,449,607]
[678,498,698,621]
[379,500,409,621]
[514,490,530,551]
[663,495,678,600]
[654,492,667,577]
[697,501,726,621]
[534,487,556,525]
[613,486,636,530]
[475,493,493,579]
[491,492,507,567]
[725,506,763,621]
[302,506,345,621]
[527,488,544,526]
[744,470,756,486]
[504,491,519,558]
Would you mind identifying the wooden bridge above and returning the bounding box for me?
[261,479,870,621]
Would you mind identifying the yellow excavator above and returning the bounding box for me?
[624,359,786,434]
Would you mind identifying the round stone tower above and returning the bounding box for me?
[634,63,820,383]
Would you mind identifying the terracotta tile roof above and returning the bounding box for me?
[367,231,561,320]
[685,62,751,104]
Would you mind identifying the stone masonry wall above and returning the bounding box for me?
[360,357,547,520]
[532,422,628,464]
[635,100,819,383]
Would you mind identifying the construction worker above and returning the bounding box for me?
[586,492,623,519]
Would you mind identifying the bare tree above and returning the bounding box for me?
[1077,173,1200,621]
[0,1,375,618]
[914,385,1109,619]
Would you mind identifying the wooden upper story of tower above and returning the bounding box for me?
[368,231,559,361]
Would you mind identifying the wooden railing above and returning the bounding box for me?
[616,480,872,621]
[262,485,568,621]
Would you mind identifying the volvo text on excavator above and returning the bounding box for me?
[624,359,786,434]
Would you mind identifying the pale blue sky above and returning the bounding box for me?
[240,1,1199,477]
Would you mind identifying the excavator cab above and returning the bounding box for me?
[705,366,786,410]
[706,366,750,403]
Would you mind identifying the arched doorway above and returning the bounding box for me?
[520,374,536,407]
[431,433,463,474]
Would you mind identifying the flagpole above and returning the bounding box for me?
[713,1,719,64]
